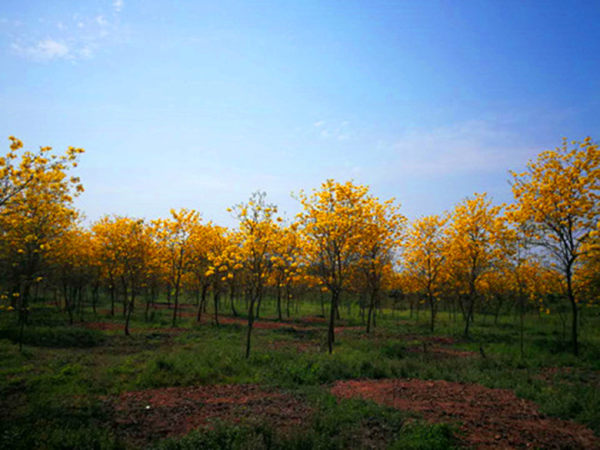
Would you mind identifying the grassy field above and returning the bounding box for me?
[1,296,599,449]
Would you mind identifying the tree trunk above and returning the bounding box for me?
[566,269,579,356]
[245,296,256,358]
[366,289,377,333]
[18,284,30,352]
[327,289,339,354]
[172,282,180,327]
[230,284,237,316]
[196,284,208,322]
[429,294,436,333]
[213,288,220,326]
[256,294,262,319]
[124,284,133,336]
[276,285,282,320]
[110,285,115,316]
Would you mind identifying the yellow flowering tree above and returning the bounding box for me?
[510,137,600,355]
[445,193,505,338]
[297,180,379,353]
[152,208,201,326]
[0,137,84,349]
[229,191,278,358]
[355,198,405,333]
[403,214,447,332]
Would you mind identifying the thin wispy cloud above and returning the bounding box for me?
[113,0,124,13]
[5,3,126,63]
[389,120,538,177]
[313,120,352,141]
[12,39,70,61]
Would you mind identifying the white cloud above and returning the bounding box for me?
[7,4,127,63]
[12,39,70,61]
[315,120,352,141]
[78,46,93,59]
[389,120,538,176]
[113,0,124,13]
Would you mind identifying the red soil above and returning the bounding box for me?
[173,312,362,333]
[110,384,311,446]
[331,379,599,449]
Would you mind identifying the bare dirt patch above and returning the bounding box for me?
[110,384,311,446]
[331,378,599,449]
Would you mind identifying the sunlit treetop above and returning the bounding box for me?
[509,137,599,266]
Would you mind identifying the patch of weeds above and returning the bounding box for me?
[390,422,457,450]
[0,326,104,348]
[0,397,122,450]
[151,421,275,450]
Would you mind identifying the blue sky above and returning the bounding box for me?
[1,0,598,225]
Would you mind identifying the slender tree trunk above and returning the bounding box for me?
[366,289,377,333]
[124,284,133,336]
[230,284,237,316]
[63,282,73,325]
[256,295,262,319]
[246,296,256,358]
[327,289,339,354]
[276,285,282,321]
[110,285,115,316]
[213,288,220,326]
[429,294,436,333]
[566,269,579,356]
[18,284,30,352]
[145,295,151,322]
[464,296,475,339]
[519,293,525,358]
[196,284,208,322]
[246,282,262,359]
[92,284,98,315]
[172,281,180,327]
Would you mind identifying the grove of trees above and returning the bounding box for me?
[0,136,598,356]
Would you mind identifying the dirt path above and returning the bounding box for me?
[331,378,599,449]
[110,384,311,446]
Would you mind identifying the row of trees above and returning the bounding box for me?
[0,136,598,355]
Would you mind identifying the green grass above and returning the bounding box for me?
[151,393,456,450]
[0,295,599,448]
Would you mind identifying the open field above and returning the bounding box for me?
[1,297,599,449]
[4,1,600,448]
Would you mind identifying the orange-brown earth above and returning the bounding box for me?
[109,384,311,447]
[331,378,599,449]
